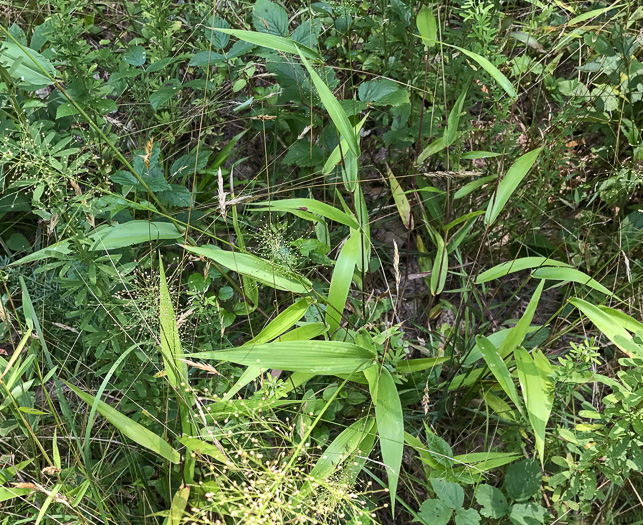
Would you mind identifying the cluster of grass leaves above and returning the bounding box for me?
[1,1,643,524]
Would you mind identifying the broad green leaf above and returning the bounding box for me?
[188,340,375,375]
[476,257,571,283]
[532,266,614,296]
[209,28,319,59]
[570,298,643,357]
[326,234,360,333]
[91,221,183,251]
[476,484,509,519]
[451,44,516,98]
[178,437,227,463]
[431,478,464,509]
[298,49,360,157]
[387,166,412,229]
[417,6,437,47]
[184,244,311,293]
[123,45,146,66]
[505,459,542,501]
[323,115,368,174]
[509,503,548,525]
[253,0,288,36]
[63,380,180,464]
[455,508,481,525]
[250,199,359,229]
[477,336,522,410]
[159,259,187,388]
[514,347,553,464]
[419,499,452,525]
[0,42,56,88]
[168,486,190,525]
[485,147,543,226]
[367,367,403,512]
[497,280,545,359]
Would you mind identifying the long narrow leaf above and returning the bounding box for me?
[188,341,375,375]
[184,244,310,293]
[477,336,522,411]
[451,44,516,98]
[532,266,614,296]
[485,147,543,226]
[326,234,360,333]
[250,198,359,229]
[63,380,180,464]
[159,260,187,387]
[298,49,360,157]
[514,347,553,464]
[366,367,404,513]
[476,257,571,284]
[497,280,545,358]
[209,28,319,59]
[570,298,643,357]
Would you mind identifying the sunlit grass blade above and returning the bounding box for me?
[178,436,228,463]
[416,6,437,48]
[159,259,187,388]
[308,417,375,482]
[208,28,319,59]
[365,367,403,513]
[450,44,516,98]
[326,233,360,333]
[570,298,643,357]
[387,165,413,229]
[477,336,522,412]
[251,297,315,345]
[91,221,183,251]
[485,147,543,226]
[184,244,311,293]
[597,306,643,333]
[188,341,375,375]
[323,114,368,174]
[497,280,545,359]
[476,257,571,283]
[62,379,180,464]
[514,347,553,464]
[168,486,190,525]
[298,48,360,157]
[249,198,359,229]
[431,233,448,295]
[532,266,614,296]
[395,356,450,374]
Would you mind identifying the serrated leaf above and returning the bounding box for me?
[505,459,542,501]
[475,484,509,519]
[253,0,289,36]
[419,499,452,525]
[123,45,146,66]
[431,478,464,509]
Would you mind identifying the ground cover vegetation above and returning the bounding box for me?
[0,0,642,523]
